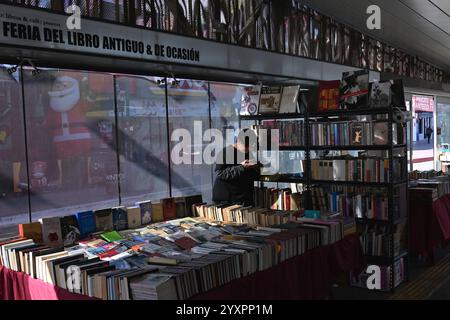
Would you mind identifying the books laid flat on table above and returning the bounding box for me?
[4,205,349,300]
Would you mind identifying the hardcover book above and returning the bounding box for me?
[162,198,177,221]
[369,81,392,107]
[60,216,81,246]
[259,86,282,114]
[174,197,187,218]
[318,80,340,111]
[279,85,301,114]
[126,206,142,229]
[240,84,262,115]
[75,211,96,237]
[39,217,63,245]
[18,222,43,243]
[152,203,164,222]
[112,206,128,231]
[373,122,389,145]
[136,201,152,225]
[351,123,364,145]
[94,209,113,232]
[340,70,370,109]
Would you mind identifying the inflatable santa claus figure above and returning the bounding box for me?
[48,75,91,186]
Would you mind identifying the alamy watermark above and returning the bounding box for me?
[66,5,82,30]
[367,5,381,30]
[170,121,280,174]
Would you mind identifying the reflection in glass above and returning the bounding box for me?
[115,75,170,205]
[23,69,119,221]
[0,65,29,231]
[167,78,212,201]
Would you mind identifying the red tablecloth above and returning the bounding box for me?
[0,265,93,300]
[192,234,365,300]
[0,234,364,300]
[410,193,450,258]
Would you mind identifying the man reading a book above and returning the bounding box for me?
[212,129,261,206]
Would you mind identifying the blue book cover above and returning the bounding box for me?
[112,207,128,231]
[76,210,96,237]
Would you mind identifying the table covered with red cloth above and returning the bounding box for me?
[0,234,364,300]
[409,192,450,260]
[192,234,365,300]
[0,265,93,300]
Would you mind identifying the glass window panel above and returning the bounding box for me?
[23,69,120,221]
[210,81,245,144]
[115,75,170,205]
[0,65,30,234]
[167,78,212,201]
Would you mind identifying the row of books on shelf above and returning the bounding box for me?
[350,257,405,291]
[310,121,406,147]
[193,203,300,229]
[408,170,447,180]
[309,156,406,183]
[311,187,388,220]
[359,227,403,257]
[253,186,304,211]
[17,194,203,247]
[260,120,305,146]
[240,71,404,116]
[1,213,345,300]
[309,185,407,222]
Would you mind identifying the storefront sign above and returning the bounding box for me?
[412,95,434,112]
[0,4,200,64]
[0,3,374,82]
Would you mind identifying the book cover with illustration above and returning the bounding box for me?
[318,80,340,111]
[60,215,81,246]
[136,201,152,225]
[351,123,364,145]
[369,81,392,107]
[259,86,282,114]
[340,70,370,109]
[39,217,63,245]
[240,84,262,115]
[112,206,128,231]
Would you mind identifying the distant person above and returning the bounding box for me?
[212,129,261,206]
[426,127,433,144]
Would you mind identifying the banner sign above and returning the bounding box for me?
[0,4,200,64]
[412,95,434,112]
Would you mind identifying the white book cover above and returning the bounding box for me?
[279,85,300,113]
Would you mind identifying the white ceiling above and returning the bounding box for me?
[304,0,450,73]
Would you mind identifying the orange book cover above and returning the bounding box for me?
[18,222,43,243]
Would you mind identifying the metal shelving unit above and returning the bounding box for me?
[241,100,409,292]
